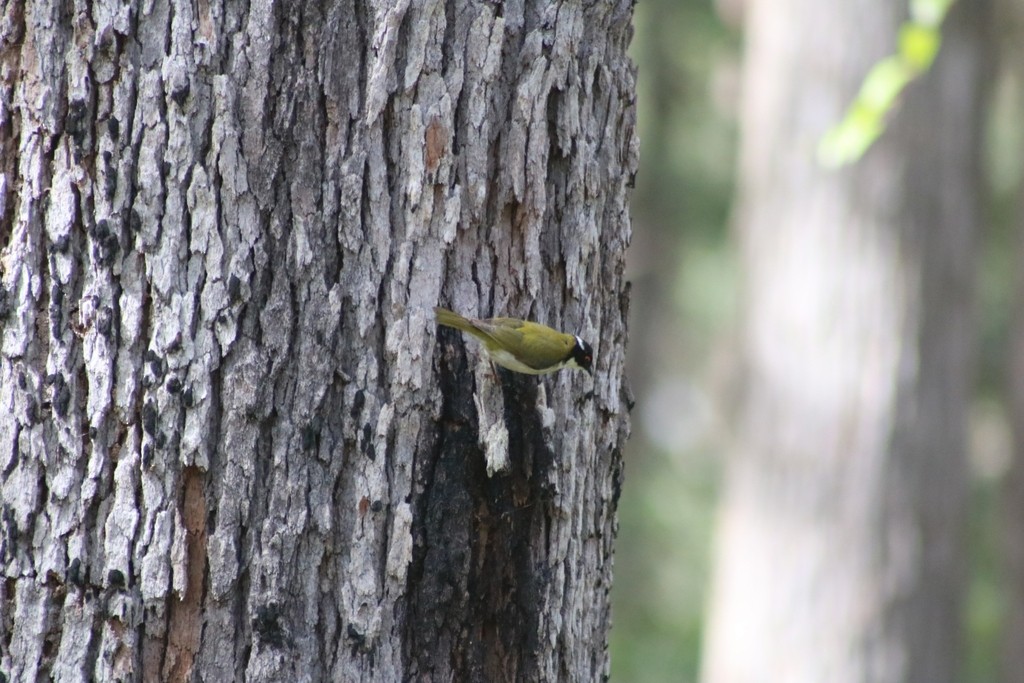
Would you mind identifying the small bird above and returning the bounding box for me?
[434,307,593,375]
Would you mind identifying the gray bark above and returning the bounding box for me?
[0,1,637,681]
[702,0,989,682]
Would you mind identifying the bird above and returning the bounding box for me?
[434,307,593,375]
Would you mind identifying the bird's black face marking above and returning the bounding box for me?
[571,336,594,374]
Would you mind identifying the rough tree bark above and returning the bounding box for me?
[701,1,989,682]
[0,0,636,681]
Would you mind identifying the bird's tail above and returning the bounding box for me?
[434,307,477,333]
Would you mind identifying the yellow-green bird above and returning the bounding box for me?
[434,307,593,375]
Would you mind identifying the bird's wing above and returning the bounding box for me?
[473,319,572,371]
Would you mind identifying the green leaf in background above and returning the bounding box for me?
[861,56,916,110]
[818,56,912,166]
[818,107,885,168]
[899,23,942,70]
[818,0,955,167]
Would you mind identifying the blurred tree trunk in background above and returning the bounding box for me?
[702,0,990,681]
[0,0,635,680]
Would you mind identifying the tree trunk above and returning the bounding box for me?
[0,1,636,681]
[701,0,990,682]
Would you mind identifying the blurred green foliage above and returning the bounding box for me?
[818,0,954,166]
[613,0,1023,681]
[964,64,1024,683]
[611,0,738,680]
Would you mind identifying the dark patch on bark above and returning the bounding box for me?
[106,568,126,590]
[404,334,548,682]
[253,602,291,649]
[404,331,478,679]
[462,371,552,683]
